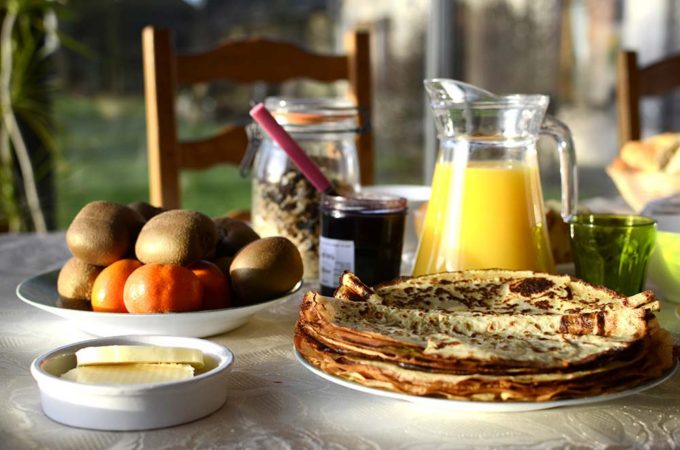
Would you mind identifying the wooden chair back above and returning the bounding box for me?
[142,26,373,209]
[617,49,680,147]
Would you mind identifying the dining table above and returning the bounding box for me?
[2,230,680,450]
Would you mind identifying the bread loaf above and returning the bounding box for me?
[617,133,680,172]
[608,133,680,211]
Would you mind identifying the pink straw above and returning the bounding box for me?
[249,103,335,194]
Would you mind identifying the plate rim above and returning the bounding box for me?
[16,268,302,318]
[293,349,678,413]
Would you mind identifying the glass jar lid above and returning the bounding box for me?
[264,97,360,133]
[322,192,407,214]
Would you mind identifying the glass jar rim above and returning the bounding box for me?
[263,97,360,133]
[568,213,656,228]
[322,192,407,214]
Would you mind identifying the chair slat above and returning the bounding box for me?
[616,50,680,148]
[143,27,181,209]
[638,55,680,96]
[345,31,374,185]
[617,50,641,145]
[179,126,248,169]
[176,38,349,84]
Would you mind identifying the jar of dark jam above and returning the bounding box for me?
[319,193,407,296]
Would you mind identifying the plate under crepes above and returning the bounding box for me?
[294,349,678,413]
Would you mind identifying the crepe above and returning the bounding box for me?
[335,271,658,315]
[295,322,672,401]
[299,294,648,371]
[295,270,676,402]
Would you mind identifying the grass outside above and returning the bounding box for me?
[54,94,251,228]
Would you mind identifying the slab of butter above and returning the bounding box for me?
[75,345,205,369]
[61,363,194,385]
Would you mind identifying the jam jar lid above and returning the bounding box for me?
[264,97,360,133]
[322,192,407,214]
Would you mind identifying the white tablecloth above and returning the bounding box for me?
[2,233,679,449]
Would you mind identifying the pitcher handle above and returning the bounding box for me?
[540,116,578,221]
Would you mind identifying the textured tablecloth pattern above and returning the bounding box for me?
[1,233,679,450]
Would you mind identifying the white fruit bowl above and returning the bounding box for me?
[17,269,302,337]
[31,335,234,430]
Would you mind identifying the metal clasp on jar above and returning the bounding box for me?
[239,123,261,177]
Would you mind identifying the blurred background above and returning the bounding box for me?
[2,0,680,231]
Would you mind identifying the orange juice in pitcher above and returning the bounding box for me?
[413,160,554,274]
[413,80,577,276]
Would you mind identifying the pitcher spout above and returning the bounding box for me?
[424,78,549,140]
[424,78,497,106]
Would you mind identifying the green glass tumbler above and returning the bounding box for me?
[568,214,656,296]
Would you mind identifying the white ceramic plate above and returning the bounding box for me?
[32,335,234,430]
[294,350,678,413]
[17,269,302,337]
[360,184,431,202]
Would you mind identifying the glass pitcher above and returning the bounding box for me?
[412,79,577,276]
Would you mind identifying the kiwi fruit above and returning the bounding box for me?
[135,209,218,266]
[213,217,260,257]
[56,297,93,311]
[224,209,250,222]
[229,236,303,305]
[211,255,234,276]
[66,201,145,266]
[128,201,165,221]
[57,257,103,301]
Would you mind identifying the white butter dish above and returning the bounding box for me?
[31,335,234,431]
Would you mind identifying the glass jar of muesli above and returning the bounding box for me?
[250,97,361,281]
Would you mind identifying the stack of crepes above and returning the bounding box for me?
[295,271,677,402]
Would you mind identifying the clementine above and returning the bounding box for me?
[190,260,231,310]
[91,259,143,313]
[123,263,203,313]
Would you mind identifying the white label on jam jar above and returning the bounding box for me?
[319,236,355,288]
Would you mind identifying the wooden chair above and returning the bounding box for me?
[616,49,680,148]
[142,26,374,209]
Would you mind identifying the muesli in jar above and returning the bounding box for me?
[249,98,361,280]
